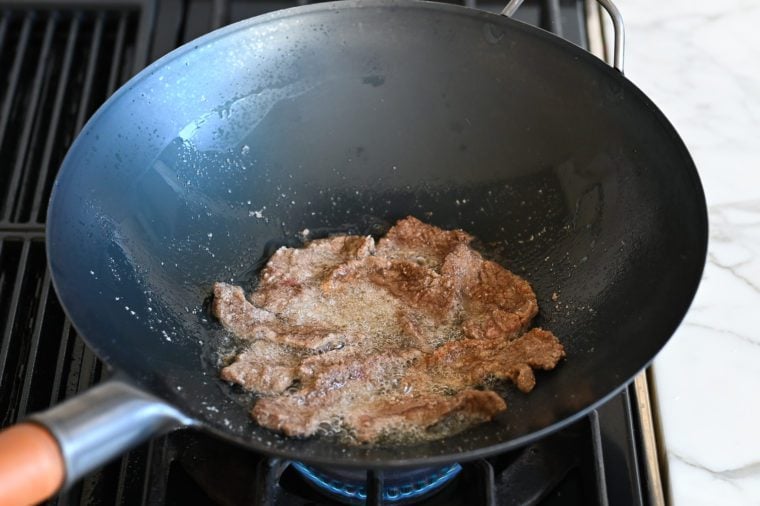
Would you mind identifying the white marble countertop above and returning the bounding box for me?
[614,0,760,503]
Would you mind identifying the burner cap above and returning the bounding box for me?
[291,462,462,504]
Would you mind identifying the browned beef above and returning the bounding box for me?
[442,244,537,339]
[249,328,562,440]
[250,348,503,442]
[424,328,566,393]
[296,348,422,392]
[368,260,458,320]
[376,216,473,269]
[213,282,348,350]
[346,390,507,443]
[260,235,374,287]
[214,217,564,444]
[213,283,276,338]
[220,340,301,395]
[251,349,422,437]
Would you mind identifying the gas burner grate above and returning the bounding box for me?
[0,7,143,227]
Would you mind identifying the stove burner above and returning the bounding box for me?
[291,462,462,504]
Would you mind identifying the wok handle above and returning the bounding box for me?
[501,0,626,73]
[0,380,192,505]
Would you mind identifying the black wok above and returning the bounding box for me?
[0,1,707,503]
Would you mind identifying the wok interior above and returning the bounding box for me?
[47,2,706,466]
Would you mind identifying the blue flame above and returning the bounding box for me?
[291,462,462,503]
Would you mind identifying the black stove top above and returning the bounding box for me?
[151,387,650,505]
[0,1,661,504]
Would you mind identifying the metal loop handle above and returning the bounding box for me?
[502,0,625,73]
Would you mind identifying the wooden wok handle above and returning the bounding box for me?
[0,423,65,506]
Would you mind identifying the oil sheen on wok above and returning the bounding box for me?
[213,217,565,445]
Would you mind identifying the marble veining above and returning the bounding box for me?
[616,0,760,503]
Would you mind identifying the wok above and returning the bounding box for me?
[0,0,707,503]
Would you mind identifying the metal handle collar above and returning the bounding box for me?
[30,380,193,489]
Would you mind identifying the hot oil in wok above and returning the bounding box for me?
[210,217,565,445]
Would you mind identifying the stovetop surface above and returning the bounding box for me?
[0,1,654,504]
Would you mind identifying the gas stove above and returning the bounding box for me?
[0,1,665,504]
[142,387,656,505]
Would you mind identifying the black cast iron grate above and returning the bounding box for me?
[0,6,144,227]
[148,387,648,505]
[0,1,651,505]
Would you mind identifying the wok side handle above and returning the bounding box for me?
[0,380,192,505]
[501,0,626,73]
